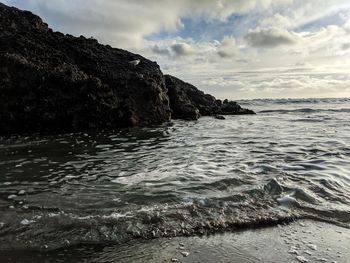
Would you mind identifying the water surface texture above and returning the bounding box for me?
[0,98,349,250]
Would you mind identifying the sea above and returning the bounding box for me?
[0,97,349,261]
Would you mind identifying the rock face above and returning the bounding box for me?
[165,75,255,120]
[0,3,171,134]
[0,3,254,134]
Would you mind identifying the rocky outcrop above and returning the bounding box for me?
[0,3,171,134]
[0,3,254,134]
[165,75,255,120]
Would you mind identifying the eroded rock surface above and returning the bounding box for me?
[0,3,254,134]
[0,3,171,134]
[165,75,255,120]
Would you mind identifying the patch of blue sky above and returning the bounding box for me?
[295,9,348,32]
[146,13,261,43]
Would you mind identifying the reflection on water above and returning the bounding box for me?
[0,98,349,250]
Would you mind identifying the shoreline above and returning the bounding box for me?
[1,220,349,262]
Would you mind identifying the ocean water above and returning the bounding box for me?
[0,98,349,252]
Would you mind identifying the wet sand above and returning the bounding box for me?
[1,220,349,262]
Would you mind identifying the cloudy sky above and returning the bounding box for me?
[3,0,350,99]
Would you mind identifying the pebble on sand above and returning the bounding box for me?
[307,244,317,250]
[181,251,190,257]
[296,256,309,263]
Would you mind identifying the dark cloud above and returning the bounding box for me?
[171,43,195,56]
[152,45,171,56]
[245,28,297,48]
[218,50,234,58]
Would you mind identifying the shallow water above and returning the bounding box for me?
[0,98,349,250]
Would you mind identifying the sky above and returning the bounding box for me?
[3,0,350,99]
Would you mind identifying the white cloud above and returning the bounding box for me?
[4,0,350,99]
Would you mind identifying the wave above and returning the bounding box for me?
[1,178,349,251]
[238,97,350,106]
[259,108,350,114]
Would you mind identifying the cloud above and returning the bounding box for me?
[260,13,296,29]
[342,43,350,50]
[4,0,350,99]
[4,0,294,49]
[152,45,171,56]
[217,36,238,58]
[171,43,195,57]
[245,28,299,48]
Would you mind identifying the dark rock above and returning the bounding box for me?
[0,3,254,134]
[165,75,205,120]
[0,3,171,134]
[214,115,226,120]
[165,75,255,120]
[220,100,255,115]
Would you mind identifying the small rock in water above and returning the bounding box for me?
[171,258,178,262]
[307,244,317,250]
[179,246,185,250]
[304,250,313,256]
[317,258,327,262]
[296,256,309,263]
[181,252,190,257]
[288,248,299,255]
[214,115,225,120]
[18,190,26,195]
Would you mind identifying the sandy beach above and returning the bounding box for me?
[1,220,349,262]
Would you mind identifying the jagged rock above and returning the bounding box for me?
[220,100,255,115]
[0,3,171,134]
[0,3,254,134]
[165,75,255,120]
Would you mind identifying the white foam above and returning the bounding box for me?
[20,219,35,225]
[8,194,17,199]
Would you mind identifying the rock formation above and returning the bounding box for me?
[165,75,255,120]
[0,3,254,134]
